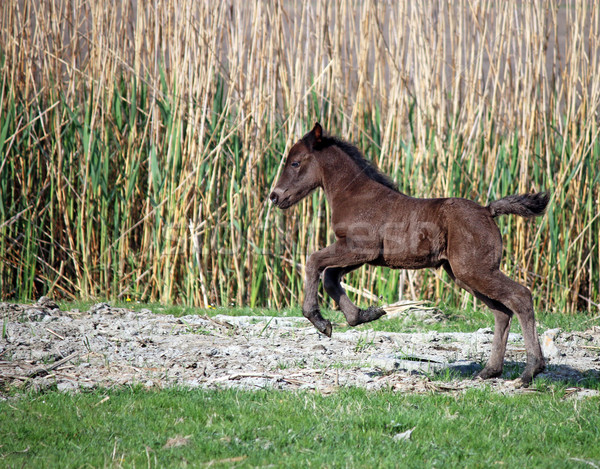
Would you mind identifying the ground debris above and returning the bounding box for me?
[383,300,445,324]
[0,300,599,395]
[163,435,192,449]
[393,427,415,441]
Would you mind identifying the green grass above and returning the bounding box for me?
[0,387,599,468]
[1,299,598,466]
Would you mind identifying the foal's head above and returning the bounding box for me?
[269,122,324,209]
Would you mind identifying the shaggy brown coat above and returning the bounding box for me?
[270,123,549,386]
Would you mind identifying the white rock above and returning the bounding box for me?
[57,381,77,392]
[542,329,561,359]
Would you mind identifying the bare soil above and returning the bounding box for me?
[1,298,599,397]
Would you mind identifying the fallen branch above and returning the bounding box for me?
[45,328,65,340]
[27,352,80,378]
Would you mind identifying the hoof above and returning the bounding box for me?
[509,377,528,389]
[303,308,332,338]
[517,361,545,387]
[516,371,536,388]
[475,367,503,380]
[360,306,387,323]
[319,320,332,338]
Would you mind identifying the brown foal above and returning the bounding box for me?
[270,123,549,386]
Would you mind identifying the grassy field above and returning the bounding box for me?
[1,387,599,468]
[1,1,599,313]
[1,302,598,467]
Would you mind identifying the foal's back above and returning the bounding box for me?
[367,194,499,270]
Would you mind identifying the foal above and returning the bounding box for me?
[270,123,548,386]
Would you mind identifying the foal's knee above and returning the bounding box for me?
[506,285,534,317]
[304,257,319,279]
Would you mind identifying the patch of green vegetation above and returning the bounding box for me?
[0,387,598,468]
[332,302,599,335]
[424,363,600,392]
[536,310,599,332]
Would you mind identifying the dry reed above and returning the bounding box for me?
[0,0,598,313]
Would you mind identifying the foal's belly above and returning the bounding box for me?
[369,254,445,270]
[371,222,447,269]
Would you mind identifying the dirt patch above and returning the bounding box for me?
[1,298,599,397]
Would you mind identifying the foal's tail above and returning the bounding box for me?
[487,192,550,218]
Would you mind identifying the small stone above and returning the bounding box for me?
[24,308,45,321]
[57,381,77,392]
[395,359,445,374]
[542,329,561,359]
[312,344,327,352]
[368,354,400,372]
[37,296,59,310]
[90,303,110,314]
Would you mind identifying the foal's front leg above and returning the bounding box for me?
[323,267,386,326]
[303,241,378,337]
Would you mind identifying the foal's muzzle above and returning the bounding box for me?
[269,188,285,206]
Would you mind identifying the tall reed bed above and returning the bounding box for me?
[1,1,598,312]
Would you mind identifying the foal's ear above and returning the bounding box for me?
[304,122,325,150]
[312,122,323,143]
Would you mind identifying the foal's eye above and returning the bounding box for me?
[291,161,300,168]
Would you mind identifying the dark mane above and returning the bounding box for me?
[323,136,399,192]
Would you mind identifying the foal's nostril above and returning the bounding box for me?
[269,192,279,205]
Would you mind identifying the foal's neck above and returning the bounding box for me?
[318,148,383,204]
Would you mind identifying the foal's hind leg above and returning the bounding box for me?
[478,309,513,379]
[501,279,545,385]
[323,267,386,326]
[485,274,544,385]
[452,268,545,386]
[444,264,513,379]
